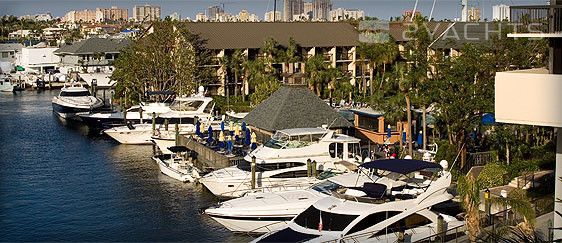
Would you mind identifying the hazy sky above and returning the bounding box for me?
[0,0,545,21]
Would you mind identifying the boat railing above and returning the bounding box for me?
[245,220,290,236]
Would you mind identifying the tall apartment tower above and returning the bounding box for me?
[492,4,510,21]
[303,2,313,19]
[312,0,332,21]
[207,5,224,21]
[283,0,303,21]
[133,5,161,22]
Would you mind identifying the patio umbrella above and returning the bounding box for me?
[227,136,232,151]
[402,128,406,143]
[417,131,423,147]
[195,120,201,135]
[387,125,391,139]
[245,128,251,146]
[229,121,234,137]
[251,132,257,150]
[208,126,213,143]
[242,122,246,132]
[235,125,241,140]
[200,122,205,138]
[221,121,225,132]
[218,131,225,149]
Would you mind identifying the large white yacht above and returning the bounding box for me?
[199,128,362,198]
[51,83,103,119]
[79,104,163,129]
[104,123,197,145]
[103,91,216,145]
[253,159,464,243]
[204,172,386,234]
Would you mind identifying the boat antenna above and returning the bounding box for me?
[448,142,466,172]
[429,0,437,20]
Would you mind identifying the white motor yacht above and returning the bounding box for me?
[199,128,363,198]
[0,74,14,92]
[51,83,103,119]
[104,123,196,145]
[253,159,464,243]
[152,146,201,182]
[204,172,384,234]
[79,105,162,128]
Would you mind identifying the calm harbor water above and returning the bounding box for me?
[0,90,252,242]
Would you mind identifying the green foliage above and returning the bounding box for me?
[476,163,507,189]
[505,160,539,182]
[212,95,252,114]
[434,141,457,168]
[250,80,280,107]
[111,20,214,106]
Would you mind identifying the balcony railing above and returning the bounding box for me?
[511,5,562,33]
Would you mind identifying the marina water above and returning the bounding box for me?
[0,90,251,242]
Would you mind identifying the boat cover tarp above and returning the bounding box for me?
[168,146,189,153]
[360,159,442,174]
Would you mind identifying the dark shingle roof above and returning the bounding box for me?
[242,86,353,132]
[55,37,131,55]
[184,22,359,49]
[0,43,23,52]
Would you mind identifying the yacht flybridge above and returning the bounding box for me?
[204,172,383,234]
[253,159,463,243]
[51,83,103,119]
[199,128,362,198]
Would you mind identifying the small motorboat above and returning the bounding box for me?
[0,74,15,92]
[152,146,201,182]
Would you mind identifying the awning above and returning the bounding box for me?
[168,146,189,153]
[360,159,442,174]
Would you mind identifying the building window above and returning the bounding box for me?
[1,52,8,58]
[358,115,379,132]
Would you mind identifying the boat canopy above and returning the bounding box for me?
[168,146,189,153]
[360,159,442,174]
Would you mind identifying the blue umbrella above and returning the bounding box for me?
[417,131,423,146]
[251,142,257,150]
[245,128,251,146]
[208,126,213,143]
[227,139,232,151]
[242,122,246,132]
[221,121,225,132]
[402,130,406,143]
[387,126,391,139]
[196,120,201,135]
[472,128,477,139]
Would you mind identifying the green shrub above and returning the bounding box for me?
[434,141,457,168]
[476,163,507,189]
[505,160,539,181]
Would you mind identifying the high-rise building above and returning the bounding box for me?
[207,5,224,21]
[133,5,161,22]
[284,0,303,21]
[169,12,181,21]
[249,14,260,22]
[330,8,364,21]
[196,13,208,22]
[303,2,313,19]
[237,10,250,22]
[264,11,282,22]
[492,4,510,21]
[312,0,331,21]
[468,7,481,22]
[96,6,129,22]
[64,9,97,23]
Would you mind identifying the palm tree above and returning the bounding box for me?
[305,55,329,96]
[457,174,481,243]
[230,49,246,97]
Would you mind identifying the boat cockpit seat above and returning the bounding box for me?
[361,182,387,198]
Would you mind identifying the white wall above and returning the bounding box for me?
[495,69,562,127]
[17,47,61,72]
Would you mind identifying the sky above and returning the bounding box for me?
[0,0,546,21]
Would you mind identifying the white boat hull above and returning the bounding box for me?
[104,126,154,145]
[153,155,200,182]
[208,215,291,233]
[200,177,314,198]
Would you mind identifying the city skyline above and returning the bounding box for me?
[0,0,544,21]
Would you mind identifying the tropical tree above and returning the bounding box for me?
[305,54,330,96]
[111,20,213,106]
[457,174,481,242]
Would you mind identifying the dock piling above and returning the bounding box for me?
[175,123,179,146]
[251,156,256,189]
[152,112,156,136]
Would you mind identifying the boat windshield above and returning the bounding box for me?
[311,181,343,195]
[294,206,358,232]
[236,161,306,172]
[60,91,91,97]
[264,132,323,149]
[170,100,204,111]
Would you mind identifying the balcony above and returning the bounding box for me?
[509,5,562,38]
[495,68,562,127]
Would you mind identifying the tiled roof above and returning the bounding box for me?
[184,22,360,50]
[55,37,131,55]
